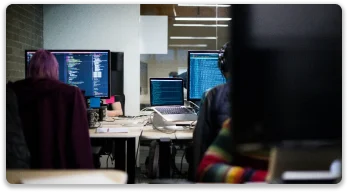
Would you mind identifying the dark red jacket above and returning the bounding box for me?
[9,78,94,169]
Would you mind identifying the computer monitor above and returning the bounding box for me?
[150,78,184,106]
[229,5,342,151]
[25,50,110,98]
[187,51,226,101]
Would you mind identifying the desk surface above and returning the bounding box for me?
[141,128,176,140]
[90,118,193,140]
[6,170,128,184]
[89,127,142,138]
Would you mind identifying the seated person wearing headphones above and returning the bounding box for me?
[188,42,232,181]
[102,95,123,117]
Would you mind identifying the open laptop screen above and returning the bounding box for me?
[150,78,184,106]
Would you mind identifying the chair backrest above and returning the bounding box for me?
[6,83,31,169]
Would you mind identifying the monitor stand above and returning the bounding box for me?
[152,112,192,131]
[266,145,341,183]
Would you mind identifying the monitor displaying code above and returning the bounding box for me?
[150,79,184,106]
[26,51,109,98]
[188,51,226,100]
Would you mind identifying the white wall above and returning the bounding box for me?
[140,16,168,54]
[43,4,140,115]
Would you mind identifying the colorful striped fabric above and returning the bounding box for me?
[197,119,268,183]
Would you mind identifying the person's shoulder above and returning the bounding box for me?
[205,84,223,97]
[207,83,229,95]
[213,83,229,91]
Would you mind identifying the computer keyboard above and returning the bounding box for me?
[155,107,194,115]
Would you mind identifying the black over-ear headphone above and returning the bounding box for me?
[218,42,231,74]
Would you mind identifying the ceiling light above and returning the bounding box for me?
[178,4,231,7]
[170,36,217,40]
[173,24,228,27]
[175,17,232,21]
[169,44,208,48]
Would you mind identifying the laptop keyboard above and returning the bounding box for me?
[155,107,194,115]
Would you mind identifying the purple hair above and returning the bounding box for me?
[28,49,59,80]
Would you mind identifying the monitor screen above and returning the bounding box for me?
[25,50,110,98]
[188,51,226,100]
[150,78,184,106]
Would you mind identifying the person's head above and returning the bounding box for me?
[168,71,179,78]
[28,49,59,80]
[218,42,231,79]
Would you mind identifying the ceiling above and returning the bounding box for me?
[141,4,231,50]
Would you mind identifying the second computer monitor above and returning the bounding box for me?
[25,50,110,98]
[187,50,226,101]
[150,78,184,106]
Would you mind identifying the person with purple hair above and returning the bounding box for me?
[8,49,94,169]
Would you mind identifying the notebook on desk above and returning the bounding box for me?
[96,127,129,133]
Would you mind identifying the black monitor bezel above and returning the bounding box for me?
[149,77,184,106]
[187,50,220,101]
[25,49,111,99]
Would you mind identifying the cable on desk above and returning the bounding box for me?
[186,107,197,114]
[184,99,200,114]
[149,112,155,124]
[132,107,153,119]
[141,119,149,125]
[140,107,151,112]
[188,100,199,109]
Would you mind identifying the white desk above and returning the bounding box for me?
[6,170,127,184]
[89,127,142,138]
[91,118,193,141]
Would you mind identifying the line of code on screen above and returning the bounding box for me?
[188,52,226,100]
[150,79,183,106]
[26,51,109,98]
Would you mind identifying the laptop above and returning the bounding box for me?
[150,78,197,122]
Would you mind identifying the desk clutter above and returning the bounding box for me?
[96,127,129,133]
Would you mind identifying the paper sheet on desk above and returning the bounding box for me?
[21,173,117,184]
[96,127,129,133]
